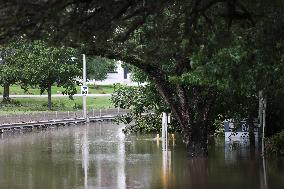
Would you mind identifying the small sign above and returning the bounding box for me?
[81,86,88,96]
[167,114,171,124]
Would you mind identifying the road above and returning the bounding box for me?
[0,94,111,98]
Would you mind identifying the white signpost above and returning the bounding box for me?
[162,112,168,151]
[82,54,89,122]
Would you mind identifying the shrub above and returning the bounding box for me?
[265,130,284,156]
[73,103,82,109]
[112,84,179,133]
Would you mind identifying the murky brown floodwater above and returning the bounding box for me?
[0,122,283,189]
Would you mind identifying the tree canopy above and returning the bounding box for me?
[0,0,283,155]
[0,40,81,109]
[87,56,116,81]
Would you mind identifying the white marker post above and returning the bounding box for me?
[162,112,168,151]
[82,54,89,122]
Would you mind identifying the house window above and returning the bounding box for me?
[124,65,129,79]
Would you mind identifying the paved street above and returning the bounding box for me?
[0,94,111,98]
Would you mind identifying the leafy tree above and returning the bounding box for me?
[0,0,283,155]
[3,40,81,110]
[0,41,28,101]
[87,56,116,81]
[26,41,81,110]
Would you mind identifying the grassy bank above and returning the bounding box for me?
[0,96,113,115]
[0,84,114,95]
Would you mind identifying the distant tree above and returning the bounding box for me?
[0,41,25,101]
[87,56,116,81]
[4,40,81,110]
[27,41,81,110]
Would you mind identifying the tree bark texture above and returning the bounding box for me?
[150,73,215,156]
[3,84,10,102]
[47,84,52,110]
[248,113,255,148]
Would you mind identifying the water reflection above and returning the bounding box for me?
[0,123,283,189]
[117,127,126,189]
[80,122,127,189]
[223,139,270,189]
[82,124,89,189]
[160,133,176,189]
[79,122,127,189]
[261,156,268,189]
[161,149,174,189]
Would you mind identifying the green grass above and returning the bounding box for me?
[0,84,114,95]
[0,96,113,115]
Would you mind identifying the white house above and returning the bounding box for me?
[91,61,141,86]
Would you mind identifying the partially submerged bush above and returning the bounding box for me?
[120,113,161,133]
[118,113,179,134]
[265,131,284,156]
[112,84,179,133]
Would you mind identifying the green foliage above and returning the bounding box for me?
[112,84,168,113]
[119,113,161,133]
[212,115,225,136]
[0,41,23,86]
[87,56,116,81]
[0,40,81,103]
[1,1,284,148]
[128,65,149,83]
[23,41,81,96]
[111,84,176,133]
[265,131,284,157]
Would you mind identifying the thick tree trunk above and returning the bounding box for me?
[152,76,213,157]
[185,121,209,157]
[47,84,52,110]
[3,84,10,102]
[108,54,214,157]
[248,113,255,148]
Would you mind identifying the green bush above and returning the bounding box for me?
[111,84,180,133]
[120,114,161,133]
[0,99,21,107]
[73,103,83,110]
[265,130,284,156]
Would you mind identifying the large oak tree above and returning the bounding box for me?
[0,0,283,155]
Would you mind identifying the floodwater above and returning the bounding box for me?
[0,122,283,189]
